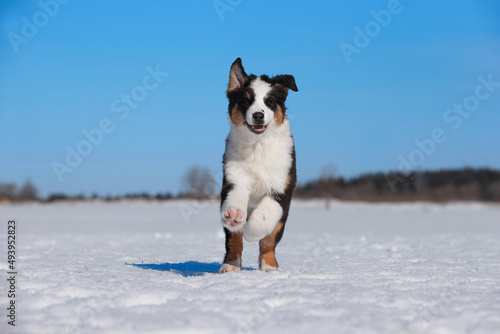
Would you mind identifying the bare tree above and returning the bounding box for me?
[19,179,38,200]
[0,183,17,200]
[183,166,217,199]
[320,164,337,209]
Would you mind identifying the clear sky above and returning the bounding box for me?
[1,0,499,197]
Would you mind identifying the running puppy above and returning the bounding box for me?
[220,58,298,273]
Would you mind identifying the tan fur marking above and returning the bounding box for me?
[245,92,251,100]
[274,105,284,126]
[259,221,284,269]
[284,175,291,190]
[260,251,278,269]
[225,232,243,265]
[230,105,244,126]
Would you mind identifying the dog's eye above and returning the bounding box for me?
[241,100,251,107]
[265,99,275,108]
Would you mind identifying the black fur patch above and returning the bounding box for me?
[220,138,233,209]
[272,145,297,244]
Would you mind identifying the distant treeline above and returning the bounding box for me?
[294,168,500,202]
[1,168,500,203]
[0,180,38,201]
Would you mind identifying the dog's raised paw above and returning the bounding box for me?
[222,207,245,229]
[219,263,241,273]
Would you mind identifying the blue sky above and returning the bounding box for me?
[1,0,499,197]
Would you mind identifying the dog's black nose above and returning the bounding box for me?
[252,112,265,124]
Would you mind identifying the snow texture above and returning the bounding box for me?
[1,200,500,334]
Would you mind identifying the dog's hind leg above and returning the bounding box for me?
[259,221,285,271]
[219,228,243,273]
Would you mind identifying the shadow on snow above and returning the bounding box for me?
[127,261,255,277]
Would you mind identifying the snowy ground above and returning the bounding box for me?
[1,200,500,334]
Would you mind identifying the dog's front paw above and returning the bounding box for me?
[219,263,241,273]
[222,207,246,230]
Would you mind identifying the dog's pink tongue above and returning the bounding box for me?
[254,125,264,130]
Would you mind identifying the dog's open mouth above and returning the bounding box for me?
[247,124,268,134]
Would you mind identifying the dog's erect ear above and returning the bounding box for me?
[272,75,298,92]
[227,58,248,92]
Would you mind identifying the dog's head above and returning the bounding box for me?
[226,58,298,135]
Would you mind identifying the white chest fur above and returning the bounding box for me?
[224,120,294,202]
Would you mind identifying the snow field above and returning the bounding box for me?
[0,200,499,333]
